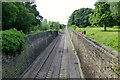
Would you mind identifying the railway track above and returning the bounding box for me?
[35,30,65,79]
[22,27,83,79]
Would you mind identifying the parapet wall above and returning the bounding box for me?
[70,30,119,78]
[2,31,58,78]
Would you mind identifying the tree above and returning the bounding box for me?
[89,2,116,31]
[2,2,19,30]
[53,22,59,31]
[110,2,120,25]
[24,2,43,25]
[48,21,60,31]
[13,2,36,33]
[2,2,43,33]
[41,19,49,30]
[59,24,65,29]
[68,8,93,27]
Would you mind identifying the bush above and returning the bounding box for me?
[72,25,77,30]
[58,29,62,33]
[86,26,90,28]
[76,27,81,32]
[30,30,42,34]
[2,29,28,55]
[90,25,98,28]
[113,26,120,29]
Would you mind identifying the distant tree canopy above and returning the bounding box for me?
[41,19,49,30]
[31,19,65,32]
[48,21,65,31]
[110,1,120,25]
[68,8,93,28]
[68,1,120,31]
[2,2,43,33]
[59,24,66,29]
[48,21,60,31]
[89,2,116,28]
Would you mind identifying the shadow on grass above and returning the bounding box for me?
[100,29,120,32]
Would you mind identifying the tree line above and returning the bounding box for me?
[32,19,65,33]
[67,1,120,30]
[2,2,65,34]
[2,2,42,33]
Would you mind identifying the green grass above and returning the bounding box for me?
[76,27,120,52]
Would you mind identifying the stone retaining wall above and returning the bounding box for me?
[70,30,119,78]
[2,31,58,78]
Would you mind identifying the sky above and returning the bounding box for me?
[36,0,97,25]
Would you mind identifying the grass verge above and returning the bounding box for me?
[76,27,120,52]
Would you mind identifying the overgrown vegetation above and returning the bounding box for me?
[1,29,28,55]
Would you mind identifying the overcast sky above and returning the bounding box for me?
[36,0,97,25]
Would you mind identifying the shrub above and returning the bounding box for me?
[2,29,28,55]
[30,30,42,34]
[86,26,90,28]
[76,27,81,32]
[72,25,77,30]
[91,25,97,28]
[113,26,120,29]
[58,29,62,33]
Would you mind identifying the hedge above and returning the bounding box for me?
[2,29,27,55]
